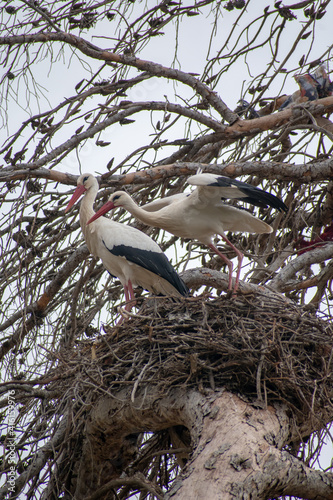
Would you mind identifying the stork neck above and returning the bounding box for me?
[126,198,159,226]
[79,185,98,227]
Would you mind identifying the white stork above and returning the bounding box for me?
[65,174,188,316]
[87,173,287,293]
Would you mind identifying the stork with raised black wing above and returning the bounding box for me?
[87,173,287,294]
[65,174,188,317]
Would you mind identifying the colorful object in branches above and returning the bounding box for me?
[295,74,319,101]
[294,222,333,255]
[87,173,287,295]
[311,64,332,98]
[279,63,332,110]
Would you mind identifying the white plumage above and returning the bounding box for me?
[88,173,287,293]
[65,174,188,316]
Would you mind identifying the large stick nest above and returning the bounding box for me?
[54,292,333,427]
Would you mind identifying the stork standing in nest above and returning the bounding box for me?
[87,173,287,294]
[65,174,188,316]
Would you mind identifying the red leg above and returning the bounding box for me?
[219,234,243,294]
[117,283,136,324]
[209,236,243,295]
[126,279,136,311]
[208,243,233,291]
[123,284,130,307]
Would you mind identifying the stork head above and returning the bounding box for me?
[86,191,129,225]
[108,191,130,208]
[65,174,98,213]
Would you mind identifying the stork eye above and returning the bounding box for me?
[113,195,121,202]
[83,176,89,183]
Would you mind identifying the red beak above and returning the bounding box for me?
[65,185,87,213]
[87,200,115,225]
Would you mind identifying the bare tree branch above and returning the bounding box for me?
[270,244,333,292]
[0,416,68,500]
[0,32,237,123]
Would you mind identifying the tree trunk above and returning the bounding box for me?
[73,389,333,500]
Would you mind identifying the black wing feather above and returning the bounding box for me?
[210,176,287,212]
[103,241,189,296]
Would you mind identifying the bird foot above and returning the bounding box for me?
[225,286,239,299]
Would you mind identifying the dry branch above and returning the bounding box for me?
[270,244,333,292]
[0,245,89,360]
[1,157,333,187]
[0,32,237,124]
[0,416,68,499]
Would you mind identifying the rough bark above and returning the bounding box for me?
[74,388,205,498]
[1,158,333,186]
[73,389,333,500]
[167,393,333,500]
